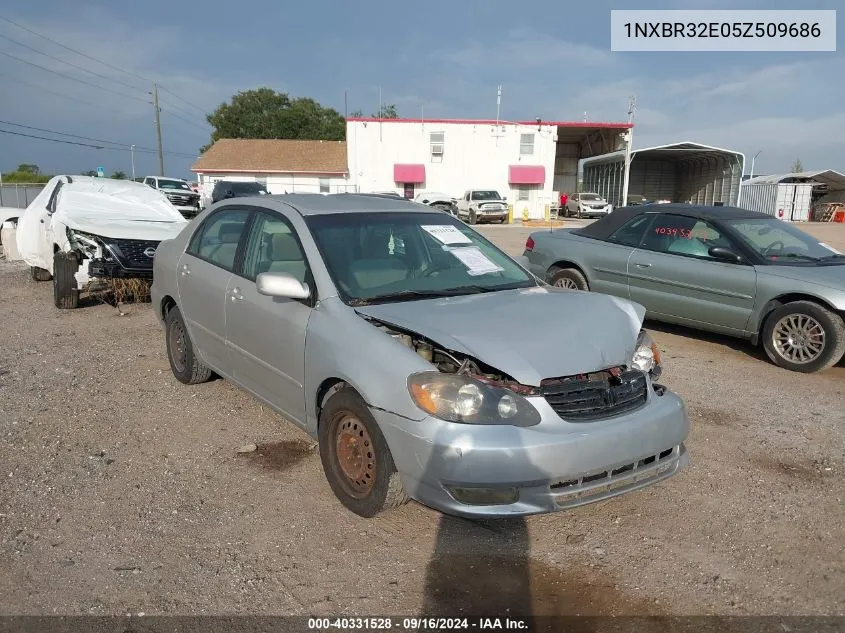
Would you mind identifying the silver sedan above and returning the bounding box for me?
[151,194,689,518]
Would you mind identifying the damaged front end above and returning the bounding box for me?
[66,228,155,300]
[364,315,667,427]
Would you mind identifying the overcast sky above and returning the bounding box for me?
[1,0,841,180]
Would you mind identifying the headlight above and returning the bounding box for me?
[67,228,105,259]
[632,330,663,378]
[407,372,541,427]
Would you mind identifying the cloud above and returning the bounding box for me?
[431,27,615,72]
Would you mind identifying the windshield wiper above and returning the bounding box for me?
[349,289,463,306]
[769,253,821,262]
[350,284,522,306]
[819,253,845,261]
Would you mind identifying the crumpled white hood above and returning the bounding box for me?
[16,176,188,270]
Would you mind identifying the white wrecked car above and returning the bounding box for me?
[16,175,188,308]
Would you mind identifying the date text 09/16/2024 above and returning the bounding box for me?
[308,617,528,630]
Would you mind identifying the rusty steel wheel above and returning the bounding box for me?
[334,413,377,498]
[318,386,409,517]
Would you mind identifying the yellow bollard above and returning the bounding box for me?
[507,204,514,224]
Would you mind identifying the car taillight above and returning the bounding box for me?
[525,236,535,251]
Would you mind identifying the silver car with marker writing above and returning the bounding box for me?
[525,204,845,373]
[150,194,689,518]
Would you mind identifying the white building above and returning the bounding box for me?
[191,138,353,196]
[345,117,631,219]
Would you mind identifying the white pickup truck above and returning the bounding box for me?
[456,189,508,225]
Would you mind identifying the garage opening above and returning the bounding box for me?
[582,142,745,208]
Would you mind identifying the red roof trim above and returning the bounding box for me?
[347,117,633,128]
[190,169,348,175]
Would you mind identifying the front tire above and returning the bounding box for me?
[52,252,79,309]
[31,266,52,281]
[318,387,408,517]
[762,301,845,373]
[165,306,213,384]
[550,267,589,291]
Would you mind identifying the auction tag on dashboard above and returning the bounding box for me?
[449,246,504,276]
[422,225,472,245]
[819,242,842,254]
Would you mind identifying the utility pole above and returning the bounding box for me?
[130,145,136,180]
[621,95,637,208]
[153,83,164,176]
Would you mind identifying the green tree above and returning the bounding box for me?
[374,104,399,118]
[201,87,346,153]
[0,170,50,183]
[110,170,126,179]
[16,163,40,175]
[347,106,399,118]
[791,158,804,173]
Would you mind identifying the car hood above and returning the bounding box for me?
[355,286,646,385]
[759,264,845,290]
[66,216,188,241]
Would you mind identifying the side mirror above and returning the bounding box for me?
[502,196,507,201]
[256,272,310,299]
[708,246,742,263]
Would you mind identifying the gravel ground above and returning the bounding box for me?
[0,223,843,617]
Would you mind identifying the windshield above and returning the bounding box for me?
[305,212,536,304]
[471,191,502,201]
[158,179,191,190]
[725,218,843,263]
[580,193,602,201]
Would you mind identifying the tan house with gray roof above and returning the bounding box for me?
[191,138,353,203]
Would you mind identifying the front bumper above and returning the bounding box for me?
[173,205,201,218]
[372,385,689,518]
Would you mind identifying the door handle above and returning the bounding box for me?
[180,264,191,276]
[230,287,243,302]
[634,262,652,268]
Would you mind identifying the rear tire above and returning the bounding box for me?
[550,267,589,291]
[31,266,52,281]
[318,387,408,517]
[762,301,845,373]
[52,252,79,309]
[165,306,213,384]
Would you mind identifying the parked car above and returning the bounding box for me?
[457,189,508,224]
[16,175,188,308]
[143,176,202,218]
[565,192,612,218]
[414,191,459,216]
[151,193,689,518]
[524,203,845,373]
[211,180,269,204]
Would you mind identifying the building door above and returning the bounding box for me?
[403,183,415,199]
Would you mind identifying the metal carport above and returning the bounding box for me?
[581,141,745,208]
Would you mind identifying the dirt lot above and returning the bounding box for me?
[1,222,844,617]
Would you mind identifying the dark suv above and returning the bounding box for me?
[211,180,269,204]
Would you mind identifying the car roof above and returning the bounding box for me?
[241,193,435,216]
[574,203,775,240]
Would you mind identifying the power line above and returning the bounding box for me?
[0,128,106,148]
[0,31,148,95]
[0,71,136,116]
[158,85,208,115]
[157,96,208,121]
[0,15,209,116]
[0,14,149,83]
[0,119,197,157]
[0,125,198,158]
[160,107,210,132]
[0,50,150,104]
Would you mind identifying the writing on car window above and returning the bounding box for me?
[653,226,713,240]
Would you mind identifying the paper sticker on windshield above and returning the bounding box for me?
[819,242,842,254]
[422,225,472,245]
[449,246,504,276]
